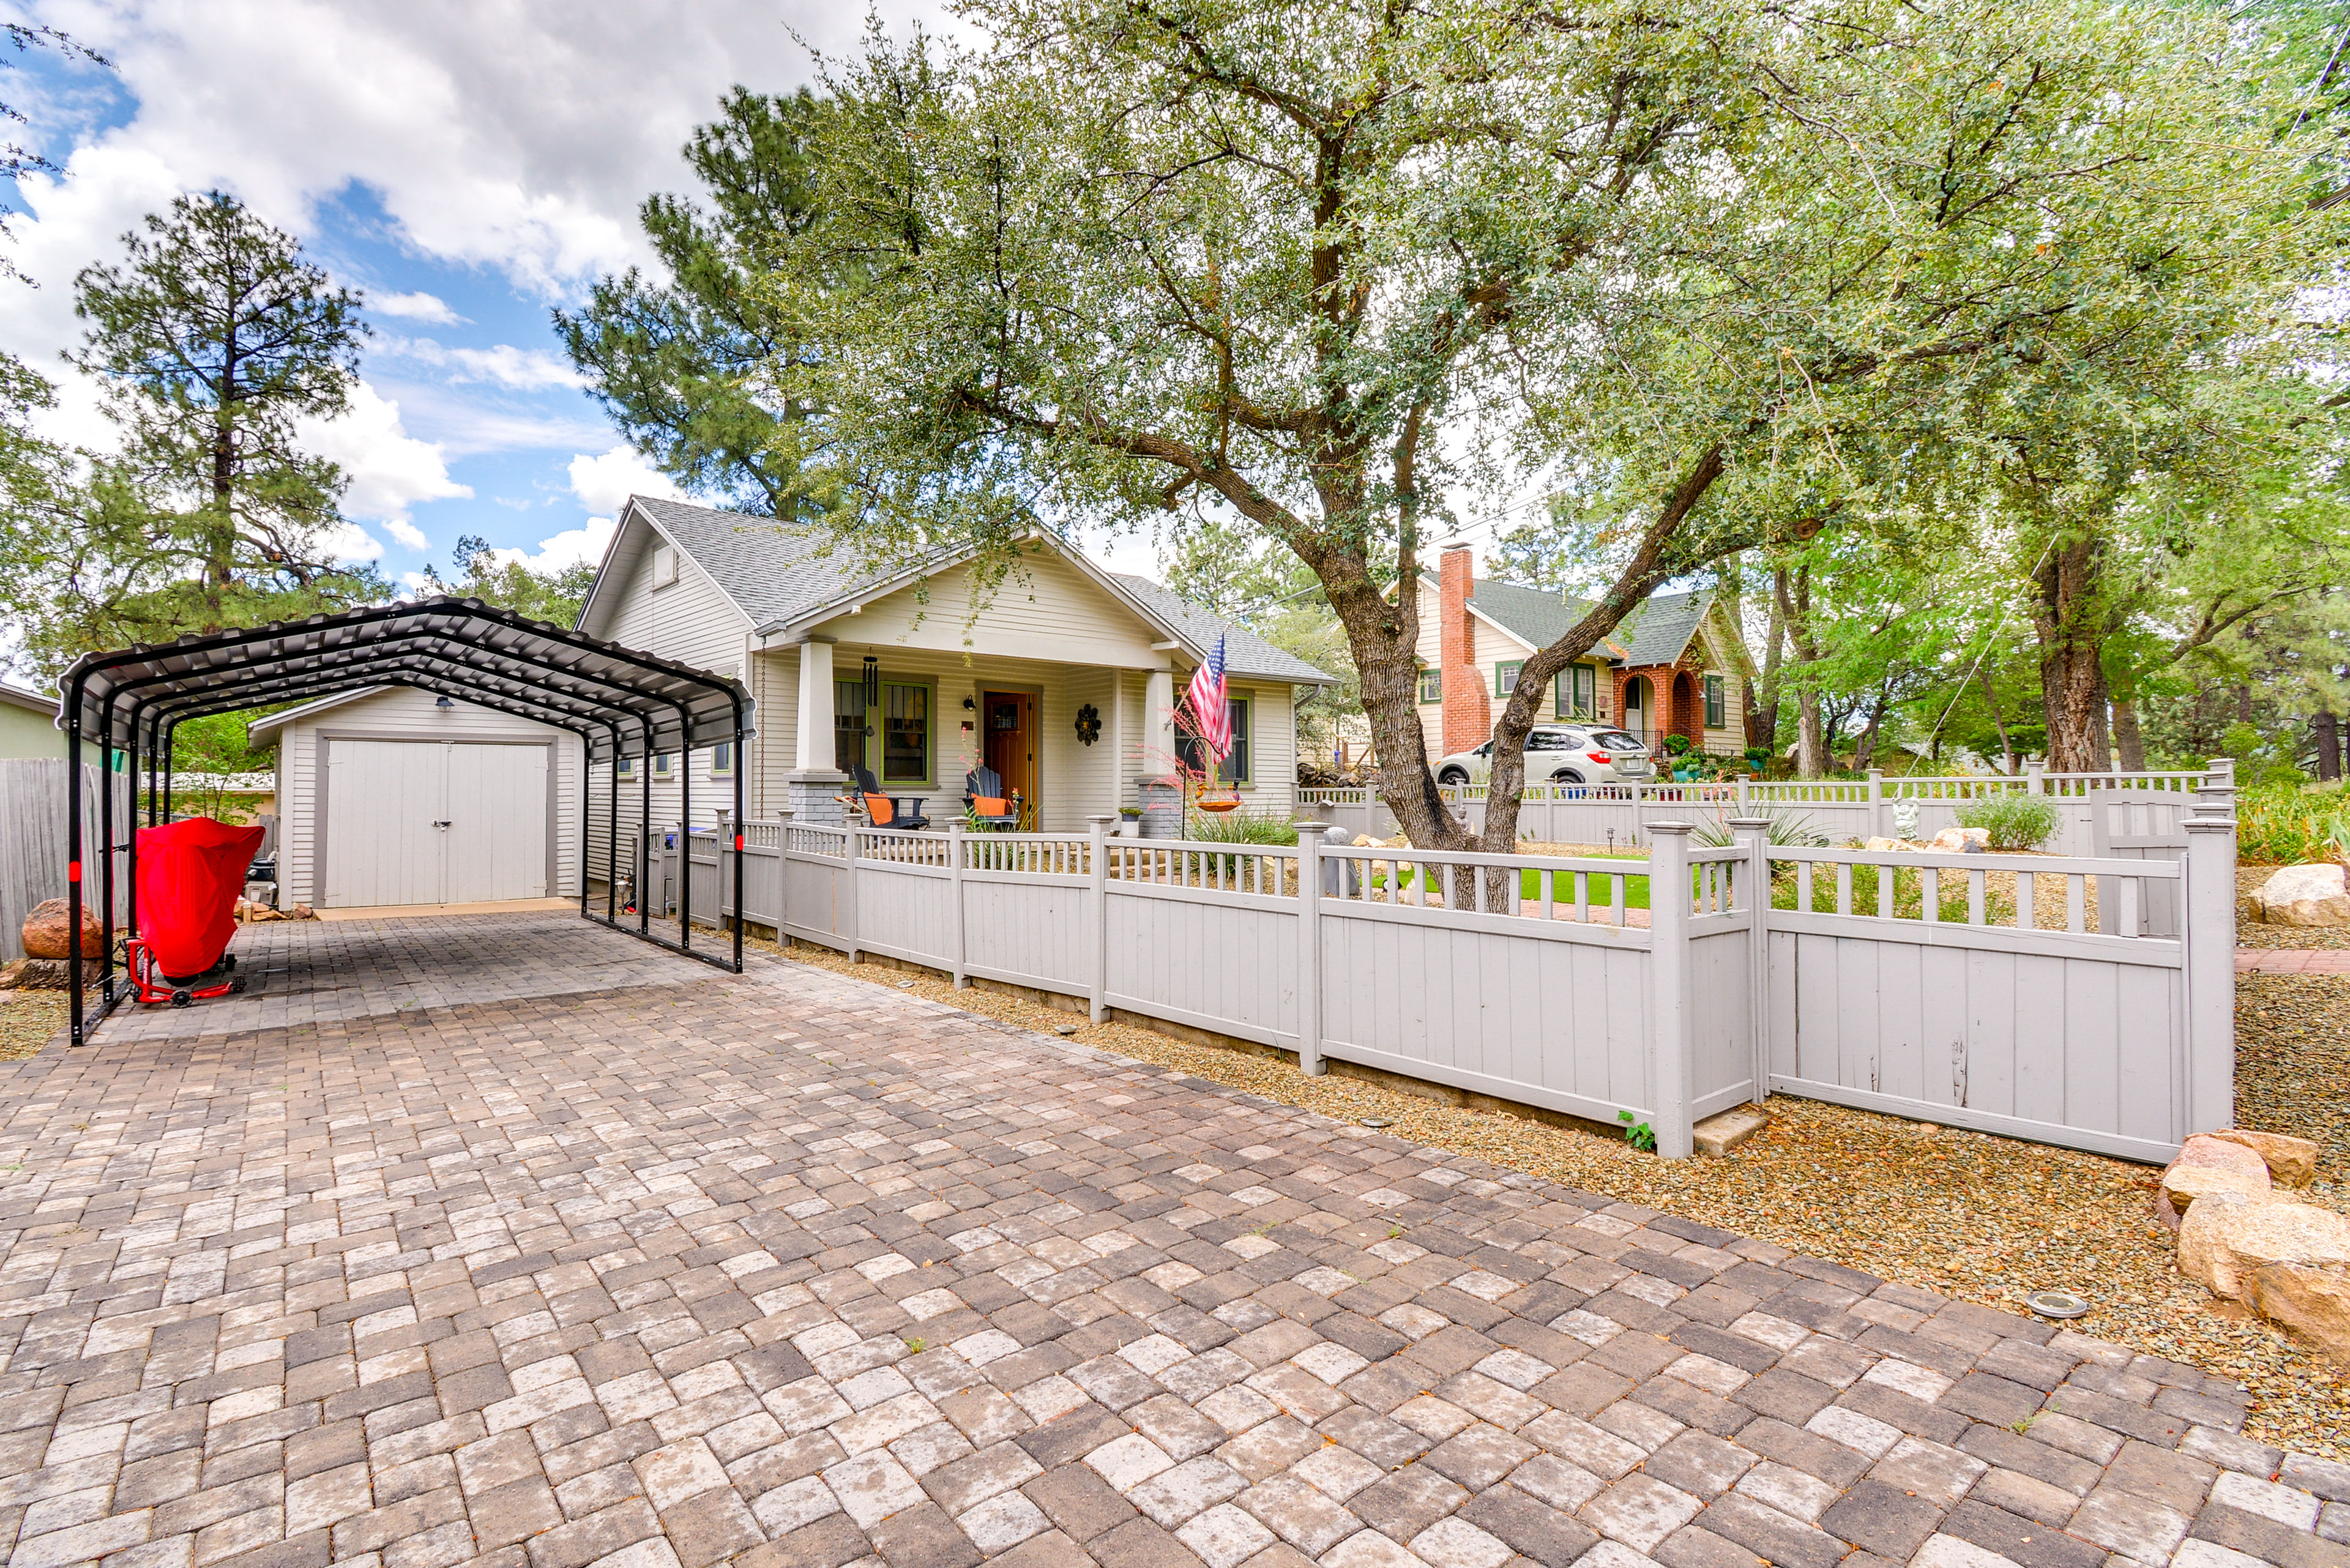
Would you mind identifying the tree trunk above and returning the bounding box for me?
[2031,534,2108,772]
[1851,690,1888,772]
[2316,709,2343,782]
[1749,566,1786,755]
[1777,562,1827,777]
[1977,666,2016,773]
[2113,696,2147,772]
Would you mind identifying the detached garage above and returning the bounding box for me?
[252,686,581,909]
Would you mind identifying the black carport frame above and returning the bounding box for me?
[59,595,755,1045]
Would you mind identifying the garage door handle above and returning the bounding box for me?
[433,820,451,828]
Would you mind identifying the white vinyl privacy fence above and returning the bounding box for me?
[1299,763,2229,856]
[646,795,2237,1166]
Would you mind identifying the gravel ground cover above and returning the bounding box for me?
[0,991,66,1060]
[769,933,2350,1461]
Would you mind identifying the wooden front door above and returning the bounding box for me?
[982,691,1036,817]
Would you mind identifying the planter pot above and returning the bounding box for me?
[1117,818,1140,838]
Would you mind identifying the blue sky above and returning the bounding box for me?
[0,0,1050,589]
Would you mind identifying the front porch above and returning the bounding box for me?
[758,640,1298,833]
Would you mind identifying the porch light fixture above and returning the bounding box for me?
[435,695,453,708]
[860,654,879,709]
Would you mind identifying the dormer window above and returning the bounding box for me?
[651,543,678,589]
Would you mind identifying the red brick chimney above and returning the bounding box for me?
[1439,544,1490,755]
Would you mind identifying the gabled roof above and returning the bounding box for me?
[591,496,1332,685]
[1422,571,1720,670]
[1108,575,1332,684]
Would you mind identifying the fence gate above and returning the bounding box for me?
[1753,823,2233,1165]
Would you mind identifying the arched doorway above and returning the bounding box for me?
[1671,671,1699,750]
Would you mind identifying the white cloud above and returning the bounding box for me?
[386,517,431,550]
[567,444,684,517]
[480,517,618,575]
[21,0,942,294]
[372,290,461,324]
[299,382,471,529]
[386,337,586,390]
[318,520,385,562]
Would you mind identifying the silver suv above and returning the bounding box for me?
[1436,725,1654,788]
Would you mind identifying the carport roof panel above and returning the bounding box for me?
[61,596,751,761]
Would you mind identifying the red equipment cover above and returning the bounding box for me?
[135,818,266,979]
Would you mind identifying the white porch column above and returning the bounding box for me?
[785,637,848,823]
[1144,668,1175,771]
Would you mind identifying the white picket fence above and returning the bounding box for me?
[1298,763,2228,856]
[643,796,2237,1165]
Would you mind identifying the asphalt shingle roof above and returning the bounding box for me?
[627,496,1332,684]
[1429,569,1713,668]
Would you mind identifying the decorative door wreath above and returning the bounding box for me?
[1073,703,1102,746]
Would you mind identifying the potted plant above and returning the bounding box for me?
[1117,807,1142,838]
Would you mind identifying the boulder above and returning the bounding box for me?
[1930,826,1991,853]
[0,957,102,990]
[2177,1191,2350,1299]
[2205,1127,2322,1189]
[20,898,102,960]
[2250,863,2350,927]
[2159,1133,2272,1215]
[2245,1263,2350,1361]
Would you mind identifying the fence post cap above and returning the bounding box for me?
[1649,819,1695,835]
[1293,819,1329,833]
[1085,813,1116,824]
[1726,816,1770,829]
[2183,817,2236,833]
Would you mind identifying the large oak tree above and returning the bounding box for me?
[767,0,2321,862]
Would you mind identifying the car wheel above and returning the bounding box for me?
[1550,769,1586,785]
[1438,768,1469,787]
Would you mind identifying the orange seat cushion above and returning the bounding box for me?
[867,797,895,826]
[976,797,1009,815]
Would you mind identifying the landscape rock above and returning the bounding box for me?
[2178,1191,2350,1299]
[20,898,102,960]
[2245,1263,2350,1361]
[1930,825,1991,853]
[2206,1127,2323,1188]
[1694,1105,1770,1158]
[2250,862,2350,927]
[2159,1133,2272,1215]
[0,957,102,990]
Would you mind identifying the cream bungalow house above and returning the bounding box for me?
[576,496,1332,835]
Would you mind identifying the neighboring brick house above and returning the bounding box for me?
[1413,543,1753,761]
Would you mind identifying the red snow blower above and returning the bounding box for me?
[125,818,266,1008]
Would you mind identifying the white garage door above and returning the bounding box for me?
[324,740,550,907]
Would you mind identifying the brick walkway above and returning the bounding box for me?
[99,912,708,1041]
[0,916,2344,1568]
[2234,950,2350,975]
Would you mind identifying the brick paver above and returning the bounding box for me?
[2234,949,2350,975]
[1,913,2343,1568]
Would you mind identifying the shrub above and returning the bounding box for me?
[1955,794,2061,851]
[1185,809,1299,845]
[2237,782,2347,864]
[1663,733,1692,756]
[1692,807,1827,848]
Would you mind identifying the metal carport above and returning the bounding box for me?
[59,595,754,1044]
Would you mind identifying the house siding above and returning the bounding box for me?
[272,686,581,905]
[827,554,1171,671]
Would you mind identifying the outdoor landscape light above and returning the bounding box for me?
[2025,1290,2090,1320]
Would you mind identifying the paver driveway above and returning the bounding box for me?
[1,913,2344,1568]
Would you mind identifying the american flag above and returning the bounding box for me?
[1187,635,1231,761]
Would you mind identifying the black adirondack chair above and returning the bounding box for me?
[964,766,1017,830]
[852,765,931,831]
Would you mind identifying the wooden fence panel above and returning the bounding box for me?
[856,863,955,969]
[1687,924,1756,1116]
[1318,906,1655,1126]
[1103,886,1300,1050]
[961,874,1091,994]
[0,760,129,960]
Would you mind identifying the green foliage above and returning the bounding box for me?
[1184,810,1299,846]
[1164,516,1357,761]
[1955,795,2062,852]
[764,0,2322,848]
[1618,1111,1657,1152]
[2237,782,2349,865]
[1663,734,1691,758]
[162,709,281,822]
[1691,808,1827,848]
[556,88,832,518]
[8,192,386,669]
